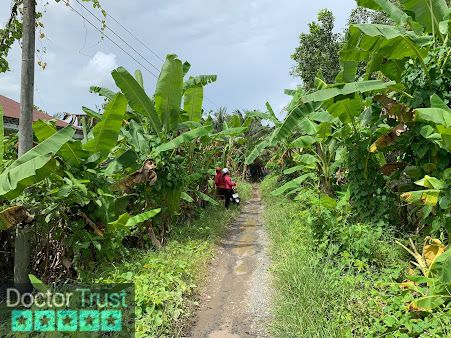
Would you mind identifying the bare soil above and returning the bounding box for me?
[188,187,272,338]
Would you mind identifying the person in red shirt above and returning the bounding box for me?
[215,168,226,199]
[222,168,237,209]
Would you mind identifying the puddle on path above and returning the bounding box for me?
[209,330,240,338]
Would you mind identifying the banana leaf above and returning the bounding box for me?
[303,80,395,103]
[213,127,248,138]
[415,176,446,190]
[84,93,127,155]
[283,155,318,174]
[0,206,33,231]
[341,24,432,78]
[327,96,364,123]
[182,61,191,76]
[8,126,75,171]
[154,125,213,153]
[290,135,317,149]
[33,120,88,165]
[82,106,102,120]
[370,124,408,152]
[184,85,203,122]
[401,190,441,206]
[108,208,161,231]
[401,0,448,36]
[90,86,116,100]
[430,249,451,284]
[154,54,184,131]
[271,104,317,144]
[415,108,451,128]
[181,192,194,203]
[194,191,219,206]
[272,173,316,196]
[229,115,242,128]
[267,102,281,125]
[134,69,144,88]
[356,0,419,31]
[0,154,56,200]
[184,75,217,90]
[104,149,139,176]
[431,94,451,110]
[245,139,270,165]
[112,66,162,135]
[308,110,335,123]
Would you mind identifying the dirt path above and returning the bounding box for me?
[188,186,272,338]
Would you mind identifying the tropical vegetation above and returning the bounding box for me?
[251,0,451,336]
[2,0,451,336]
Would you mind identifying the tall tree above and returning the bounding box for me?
[290,9,341,91]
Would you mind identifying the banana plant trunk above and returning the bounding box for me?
[316,144,333,197]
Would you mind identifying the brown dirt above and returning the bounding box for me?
[187,186,272,338]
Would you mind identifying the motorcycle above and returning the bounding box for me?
[230,189,240,205]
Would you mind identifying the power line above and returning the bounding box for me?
[74,0,161,74]
[63,0,159,79]
[106,13,165,63]
[91,5,222,109]
[65,1,221,109]
[205,97,219,109]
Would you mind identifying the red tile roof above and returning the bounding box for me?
[0,95,69,127]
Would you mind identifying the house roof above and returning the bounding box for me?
[0,95,69,128]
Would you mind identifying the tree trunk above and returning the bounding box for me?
[14,0,36,287]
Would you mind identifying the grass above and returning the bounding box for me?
[261,175,451,338]
[81,180,252,338]
[262,176,351,337]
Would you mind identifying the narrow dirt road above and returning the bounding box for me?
[189,186,272,338]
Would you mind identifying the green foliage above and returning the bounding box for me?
[112,66,162,135]
[345,134,398,223]
[0,126,75,200]
[291,9,342,90]
[253,2,451,335]
[83,93,128,156]
[155,54,184,131]
[402,45,451,107]
[261,176,403,337]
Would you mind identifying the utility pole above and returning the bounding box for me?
[14,0,36,287]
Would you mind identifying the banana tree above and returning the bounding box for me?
[0,101,75,231]
[105,55,221,236]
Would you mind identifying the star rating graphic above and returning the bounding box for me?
[9,309,125,333]
[17,315,27,326]
[85,315,94,326]
[40,316,50,326]
[79,310,100,332]
[11,310,32,332]
[107,314,117,326]
[101,310,122,332]
[5,283,133,334]
[57,310,78,332]
[34,310,55,332]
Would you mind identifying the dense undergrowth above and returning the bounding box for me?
[262,176,451,338]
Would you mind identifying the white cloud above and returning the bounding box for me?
[75,51,118,88]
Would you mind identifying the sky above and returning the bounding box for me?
[0,0,356,118]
